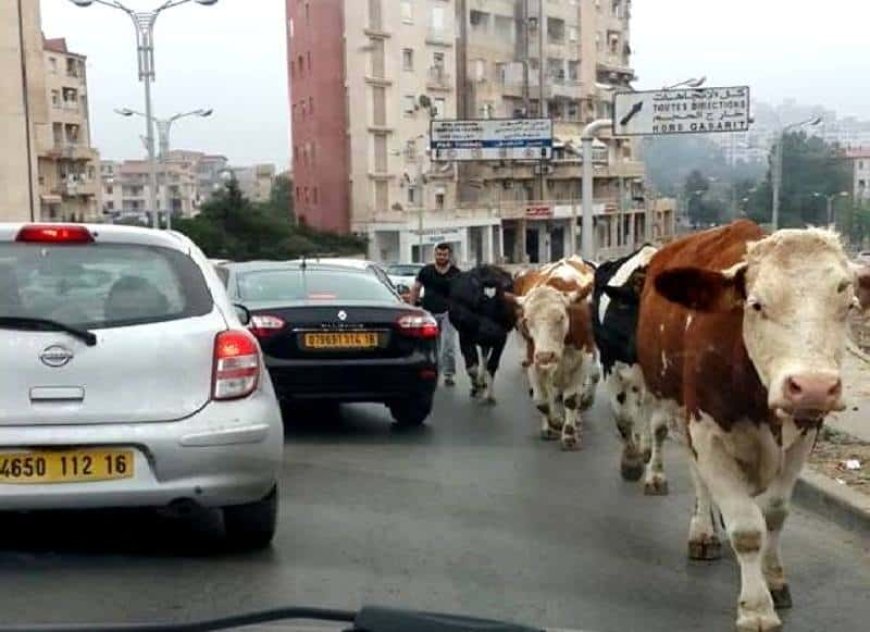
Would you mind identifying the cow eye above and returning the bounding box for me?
[747,296,763,314]
[837,280,851,293]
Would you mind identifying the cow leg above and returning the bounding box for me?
[607,371,644,481]
[580,353,600,410]
[528,367,559,440]
[687,457,723,561]
[458,334,482,398]
[756,426,818,610]
[643,407,670,496]
[560,382,584,451]
[482,338,507,404]
[690,420,781,632]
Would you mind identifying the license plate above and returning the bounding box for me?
[302,332,379,349]
[0,449,135,484]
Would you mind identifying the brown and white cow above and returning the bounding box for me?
[513,256,601,408]
[637,219,870,631]
[515,259,599,450]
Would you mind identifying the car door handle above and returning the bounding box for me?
[29,386,85,402]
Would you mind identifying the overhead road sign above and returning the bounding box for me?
[430,118,553,161]
[612,85,751,136]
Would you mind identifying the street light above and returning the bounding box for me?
[68,0,219,229]
[663,76,707,90]
[771,115,823,230]
[812,191,850,226]
[115,107,212,230]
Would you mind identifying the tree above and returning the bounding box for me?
[173,177,366,260]
[683,170,726,227]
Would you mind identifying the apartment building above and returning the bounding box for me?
[845,149,870,203]
[287,0,671,264]
[39,38,101,221]
[101,152,201,221]
[228,163,277,202]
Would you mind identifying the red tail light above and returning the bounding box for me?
[396,313,439,339]
[249,314,285,339]
[212,330,260,400]
[16,224,94,244]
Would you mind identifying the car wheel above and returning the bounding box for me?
[389,395,433,426]
[222,486,278,551]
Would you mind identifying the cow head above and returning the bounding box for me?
[655,227,870,422]
[516,285,587,370]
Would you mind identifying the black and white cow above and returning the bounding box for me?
[591,244,659,484]
[447,265,518,403]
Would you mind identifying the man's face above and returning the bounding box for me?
[434,248,450,266]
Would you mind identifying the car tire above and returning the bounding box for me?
[389,395,433,426]
[222,486,278,551]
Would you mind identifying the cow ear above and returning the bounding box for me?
[853,264,870,313]
[654,263,747,312]
[601,284,641,305]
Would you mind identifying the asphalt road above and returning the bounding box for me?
[0,339,868,632]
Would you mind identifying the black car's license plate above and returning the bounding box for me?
[302,332,379,350]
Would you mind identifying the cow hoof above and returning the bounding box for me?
[484,395,496,405]
[643,477,669,496]
[521,360,531,368]
[770,585,792,610]
[735,611,782,632]
[620,459,645,482]
[688,536,723,561]
[540,428,559,441]
[560,436,580,451]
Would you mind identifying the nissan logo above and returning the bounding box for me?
[40,345,74,368]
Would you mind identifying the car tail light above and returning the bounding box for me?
[249,314,285,339]
[16,224,94,244]
[396,313,439,339]
[213,330,260,400]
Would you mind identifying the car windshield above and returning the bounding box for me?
[236,268,398,302]
[0,243,212,328]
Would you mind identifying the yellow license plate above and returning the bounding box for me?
[0,449,135,484]
[303,332,379,349]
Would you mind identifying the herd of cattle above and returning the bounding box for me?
[443,219,870,632]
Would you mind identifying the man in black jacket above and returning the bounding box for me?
[409,243,461,386]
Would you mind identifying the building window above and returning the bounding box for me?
[469,10,489,31]
[106,185,114,195]
[401,0,412,24]
[433,51,445,69]
[62,87,78,106]
[434,97,446,118]
[494,15,514,42]
[405,139,417,160]
[313,187,318,203]
[402,48,414,71]
[373,86,387,125]
[51,90,60,108]
[309,96,314,114]
[474,58,486,81]
[305,1,309,22]
[547,18,565,44]
[66,57,79,77]
[435,187,445,210]
[48,57,57,73]
[568,26,579,42]
[298,55,304,76]
[430,4,445,32]
[408,185,417,205]
[403,95,417,116]
[307,51,312,70]
[374,133,388,172]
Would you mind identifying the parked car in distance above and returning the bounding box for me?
[384,263,425,304]
[0,223,283,550]
[215,260,439,426]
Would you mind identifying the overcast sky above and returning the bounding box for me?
[40,0,870,168]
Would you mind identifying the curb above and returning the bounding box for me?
[794,467,870,537]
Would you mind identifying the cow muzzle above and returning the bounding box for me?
[534,351,559,369]
[774,371,845,419]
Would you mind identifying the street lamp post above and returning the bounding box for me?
[812,191,850,227]
[115,107,212,229]
[771,115,822,230]
[580,119,613,260]
[68,0,219,229]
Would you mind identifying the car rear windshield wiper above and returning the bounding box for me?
[0,316,97,347]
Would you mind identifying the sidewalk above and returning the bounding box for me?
[797,345,870,534]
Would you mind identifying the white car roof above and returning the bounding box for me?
[0,223,191,252]
[288,257,380,270]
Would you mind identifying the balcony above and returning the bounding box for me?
[548,77,582,99]
[427,67,452,91]
[426,28,452,47]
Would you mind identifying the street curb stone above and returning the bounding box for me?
[794,467,870,537]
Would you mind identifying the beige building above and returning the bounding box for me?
[101,152,201,221]
[289,0,671,264]
[1,1,100,223]
[1,0,44,222]
[39,38,101,221]
[229,163,277,203]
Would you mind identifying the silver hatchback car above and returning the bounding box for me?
[0,223,283,549]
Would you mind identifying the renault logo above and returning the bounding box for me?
[40,345,74,368]
[337,310,348,321]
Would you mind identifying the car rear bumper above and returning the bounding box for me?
[0,387,283,511]
[267,354,438,402]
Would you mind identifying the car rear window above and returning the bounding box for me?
[0,243,213,329]
[386,264,423,276]
[237,268,398,302]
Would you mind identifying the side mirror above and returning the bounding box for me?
[233,303,252,326]
[395,283,410,295]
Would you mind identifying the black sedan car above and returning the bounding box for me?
[216,260,439,425]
